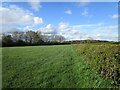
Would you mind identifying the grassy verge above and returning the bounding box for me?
[3,45,115,88]
[73,43,120,87]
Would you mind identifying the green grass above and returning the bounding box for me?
[2,45,114,88]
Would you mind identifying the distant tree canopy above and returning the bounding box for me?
[2,31,66,47]
[1,30,118,47]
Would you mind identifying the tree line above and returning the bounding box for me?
[1,31,119,47]
[1,31,67,47]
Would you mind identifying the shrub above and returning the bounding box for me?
[74,43,120,86]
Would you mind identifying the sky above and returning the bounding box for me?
[0,1,119,41]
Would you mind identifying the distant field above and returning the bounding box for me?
[2,45,117,88]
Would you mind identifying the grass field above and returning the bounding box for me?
[2,45,116,88]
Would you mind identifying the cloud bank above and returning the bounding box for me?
[0,5,43,27]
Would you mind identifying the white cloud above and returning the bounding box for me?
[1,25,35,34]
[46,24,52,29]
[58,22,69,30]
[62,29,86,40]
[90,33,118,41]
[36,23,118,41]
[2,27,22,34]
[65,10,72,15]
[81,8,88,16]
[60,23,118,41]
[28,0,42,11]
[22,25,33,32]
[106,25,118,29]
[57,22,117,41]
[112,14,120,18]
[36,23,119,41]
[0,5,33,26]
[34,17,43,25]
[93,25,118,32]
[72,23,104,28]
[81,8,93,18]
[91,25,118,41]
[39,24,56,34]
[2,25,38,34]
[0,5,44,27]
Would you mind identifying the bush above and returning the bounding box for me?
[74,43,120,86]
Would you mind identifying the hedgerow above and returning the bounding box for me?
[74,43,120,86]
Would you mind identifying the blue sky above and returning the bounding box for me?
[1,2,119,41]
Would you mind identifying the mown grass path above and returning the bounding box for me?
[2,45,113,88]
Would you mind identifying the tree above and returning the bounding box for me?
[26,31,34,43]
[25,31,43,44]
[2,33,13,46]
[19,32,24,40]
[12,32,19,42]
[2,30,66,46]
[12,32,24,42]
[51,35,65,42]
[87,36,93,40]
[57,35,65,42]
[32,31,43,44]
[86,36,94,43]
[42,35,49,42]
